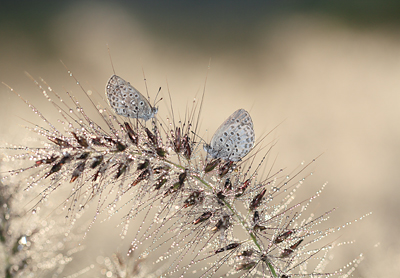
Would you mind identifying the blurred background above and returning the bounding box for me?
[1,1,400,276]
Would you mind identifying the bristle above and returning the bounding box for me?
[0,67,368,278]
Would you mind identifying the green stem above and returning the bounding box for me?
[162,158,185,170]
[266,260,277,277]
[158,157,277,277]
[163,157,277,277]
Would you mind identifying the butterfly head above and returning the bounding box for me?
[203,143,213,156]
[140,106,158,121]
[204,143,221,160]
[149,106,158,120]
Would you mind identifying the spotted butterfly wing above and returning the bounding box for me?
[106,75,158,121]
[204,109,255,161]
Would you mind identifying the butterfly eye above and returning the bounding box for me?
[219,138,223,142]
[139,101,144,106]
[223,132,228,136]
[134,94,139,98]
[129,93,133,97]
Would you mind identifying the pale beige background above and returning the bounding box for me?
[1,2,399,277]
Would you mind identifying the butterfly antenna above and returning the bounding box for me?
[190,130,207,145]
[107,44,116,75]
[153,87,162,107]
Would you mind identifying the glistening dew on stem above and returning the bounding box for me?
[0,63,370,277]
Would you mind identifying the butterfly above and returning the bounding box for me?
[204,109,255,162]
[106,75,158,121]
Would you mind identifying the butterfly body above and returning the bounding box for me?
[204,109,254,162]
[106,75,158,121]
